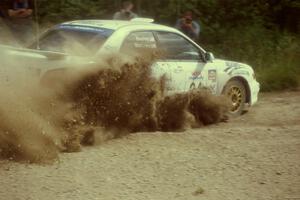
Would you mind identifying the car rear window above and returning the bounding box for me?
[36,25,114,56]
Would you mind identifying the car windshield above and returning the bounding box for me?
[35,25,114,56]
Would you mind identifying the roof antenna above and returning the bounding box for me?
[34,0,40,49]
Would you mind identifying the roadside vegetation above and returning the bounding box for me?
[202,24,300,91]
[35,0,300,91]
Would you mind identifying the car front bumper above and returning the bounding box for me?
[250,80,260,106]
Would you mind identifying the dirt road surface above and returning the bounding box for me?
[0,91,299,200]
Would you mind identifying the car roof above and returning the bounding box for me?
[59,19,206,54]
[61,19,177,32]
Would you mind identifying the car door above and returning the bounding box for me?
[154,31,208,93]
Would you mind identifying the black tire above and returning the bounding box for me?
[223,80,246,117]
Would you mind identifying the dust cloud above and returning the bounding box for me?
[0,45,229,163]
[0,53,63,162]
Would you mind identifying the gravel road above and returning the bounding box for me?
[0,91,299,200]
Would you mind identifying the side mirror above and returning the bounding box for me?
[205,52,215,62]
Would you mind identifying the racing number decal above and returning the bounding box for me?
[190,69,218,94]
[189,70,204,90]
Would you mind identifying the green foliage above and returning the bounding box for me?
[34,0,300,91]
[202,24,300,91]
[37,0,114,23]
[256,33,300,91]
[258,65,299,91]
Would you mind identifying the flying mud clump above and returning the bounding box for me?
[0,54,229,163]
[69,55,229,139]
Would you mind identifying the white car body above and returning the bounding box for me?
[0,19,260,108]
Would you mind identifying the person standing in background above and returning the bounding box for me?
[0,4,5,42]
[0,9,4,18]
[7,0,34,45]
[0,0,7,19]
[113,1,138,21]
[0,0,10,44]
[175,11,200,41]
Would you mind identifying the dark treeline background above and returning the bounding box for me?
[37,0,300,34]
[2,0,300,91]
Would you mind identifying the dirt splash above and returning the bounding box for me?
[70,55,229,134]
[0,82,65,163]
[0,53,229,163]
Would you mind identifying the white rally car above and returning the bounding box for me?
[0,19,260,115]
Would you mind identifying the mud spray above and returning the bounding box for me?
[0,48,229,163]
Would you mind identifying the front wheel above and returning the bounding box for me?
[223,80,246,116]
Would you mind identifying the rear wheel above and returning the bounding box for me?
[223,80,246,116]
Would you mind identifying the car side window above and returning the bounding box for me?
[155,32,203,61]
[120,31,157,56]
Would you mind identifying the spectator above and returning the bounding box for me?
[113,1,137,21]
[0,9,4,18]
[0,0,9,43]
[7,0,34,45]
[175,11,200,41]
[0,0,7,18]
